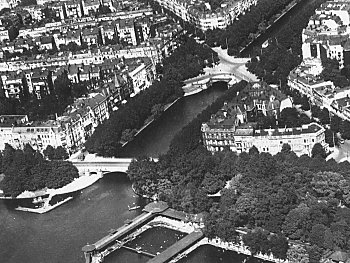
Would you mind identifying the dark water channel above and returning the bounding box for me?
[241,0,318,57]
[0,85,227,263]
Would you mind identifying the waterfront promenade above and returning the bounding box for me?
[148,230,204,263]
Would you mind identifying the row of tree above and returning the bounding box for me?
[85,37,219,156]
[204,0,295,55]
[0,144,78,197]
[246,0,327,84]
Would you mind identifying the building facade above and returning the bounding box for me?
[202,122,328,156]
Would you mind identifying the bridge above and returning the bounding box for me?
[183,73,239,95]
[72,158,133,174]
[71,156,159,175]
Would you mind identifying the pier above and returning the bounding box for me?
[83,202,206,263]
[147,230,204,263]
[82,202,169,263]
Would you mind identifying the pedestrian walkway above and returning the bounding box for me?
[147,230,204,263]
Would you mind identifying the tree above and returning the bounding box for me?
[282,203,310,240]
[281,143,291,153]
[340,120,350,140]
[120,129,137,144]
[54,71,72,106]
[287,244,309,263]
[307,245,323,263]
[2,144,15,172]
[311,171,350,205]
[200,171,225,194]
[279,108,300,128]
[243,228,270,255]
[311,143,326,159]
[43,145,55,160]
[21,75,30,102]
[53,146,69,160]
[249,145,259,156]
[325,129,338,147]
[309,224,326,247]
[71,82,88,98]
[269,234,289,259]
[97,4,111,15]
[46,161,79,189]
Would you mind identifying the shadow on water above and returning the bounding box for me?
[122,82,228,158]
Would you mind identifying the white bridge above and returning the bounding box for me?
[71,158,134,174]
[71,157,159,175]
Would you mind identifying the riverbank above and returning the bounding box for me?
[8,173,103,213]
[0,173,102,201]
[240,0,301,55]
[121,98,181,148]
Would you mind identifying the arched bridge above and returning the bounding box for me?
[72,158,134,174]
[183,73,240,95]
[71,157,159,175]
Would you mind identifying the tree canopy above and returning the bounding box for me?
[0,144,78,197]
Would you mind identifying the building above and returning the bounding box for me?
[0,116,65,151]
[0,92,110,152]
[0,0,19,10]
[64,0,84,19]
[288,61,350,121]
[301,1,350,68]
[127,57,155,94]
[153,0,258,31]
[201,81,328,156]
[81,27,100,46]
[117,18,137,46]
[202,119,328,156]
[0,27,9,42]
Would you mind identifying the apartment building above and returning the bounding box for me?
[302,0,350,68]
[200,81,329,156]
[288,60,350,121]
[154,0,257,31]
[0,92,110,152]
[0,115,65,151]
[202,115,328,156]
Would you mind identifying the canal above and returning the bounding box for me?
[0,0,317,260]
[0,85,227,263]
[241,0,319,57]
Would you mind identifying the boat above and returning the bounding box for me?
[128,205,141,211]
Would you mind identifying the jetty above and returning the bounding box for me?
[148,230,203,263]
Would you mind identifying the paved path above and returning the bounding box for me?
[327,140,350,163]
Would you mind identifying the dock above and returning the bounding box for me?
[83,202,206,263]
[15,197,73,214]
[93,212,154,251]
[147,230,204,263]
